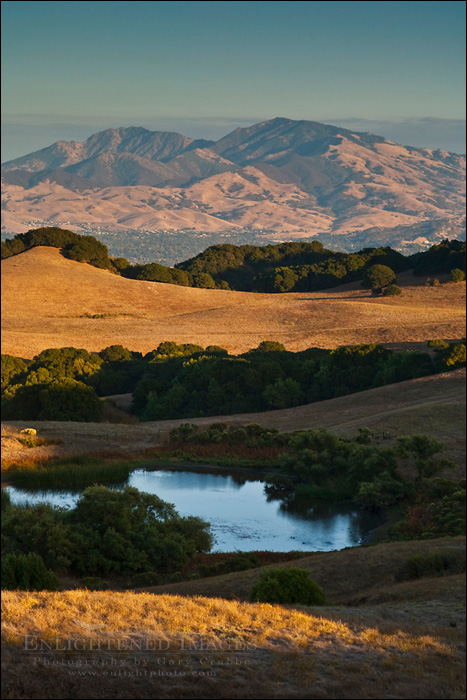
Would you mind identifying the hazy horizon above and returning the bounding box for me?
[2,1,465,161]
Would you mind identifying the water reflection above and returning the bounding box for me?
[6,467,383,552]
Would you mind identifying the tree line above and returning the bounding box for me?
[2,227,465,292]
[2,339,465,422]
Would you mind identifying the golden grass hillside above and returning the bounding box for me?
[2,537,465,699]
[2,369,465,470]
[2,246,465,358]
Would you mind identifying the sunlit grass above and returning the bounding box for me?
[1,590,454,654]
[2,590,464,699]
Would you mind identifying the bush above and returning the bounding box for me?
[383,284,402,296]
[450,268,465,283]
[129,571,163,587]
[80,577,111,590]
[67,485,212,575]
[1,553,60,591]
[427,339,449,349]
[198,553,259,578]
[254,341,286,353]
[249,567,325,606]
[395,549,466,582]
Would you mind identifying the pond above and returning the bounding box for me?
[5,467,384,553]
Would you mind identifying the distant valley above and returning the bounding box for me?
[2,118,465,263]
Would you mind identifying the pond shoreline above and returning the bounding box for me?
[5,464,386,554]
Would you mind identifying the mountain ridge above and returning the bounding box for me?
[2,118,465,251]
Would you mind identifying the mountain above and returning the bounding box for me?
[2,119,465,254]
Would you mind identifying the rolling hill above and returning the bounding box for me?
[2,537,465,699]
[1,246,465,359]
[2,119,465,253]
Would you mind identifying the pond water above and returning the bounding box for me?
[5,467,383,553]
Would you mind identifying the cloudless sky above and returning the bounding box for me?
[1,1,466,159]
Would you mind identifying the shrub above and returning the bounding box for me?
[129,571,163,587]
[67,485,212,575]
[249,567,325,605]
[395,549,466,582]
[198,553,259,578]
[20,428,37,436]
[2,486,213,577]
[80,577,111,590]
[1,553,60,591]
[450,268,465,283]
[427,339,449,349]
[444,342,466,368]
[1,490,11,512]
[383,284,402,296]
[356,472,411,510]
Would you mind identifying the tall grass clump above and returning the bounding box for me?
[10,456,131,488]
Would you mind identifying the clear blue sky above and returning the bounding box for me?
[1,1,466,159]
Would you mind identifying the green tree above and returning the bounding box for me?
[363,264,396,291]
[254,341,286,353]
[1,354,27,389]
[62,237,111,269]
[99,345,133,363]
[356,472,410,510]
[1,553,59,591]
[2,379,102,421]
[263,377,303,409]
[111,257,131,272]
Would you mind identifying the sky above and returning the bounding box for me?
[1,0,466,161]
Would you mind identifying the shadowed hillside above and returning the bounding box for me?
[2,368,465,469]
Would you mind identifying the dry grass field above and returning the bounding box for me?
[2,537,465,699]
[1,247,465,358]
[2,369,465,471]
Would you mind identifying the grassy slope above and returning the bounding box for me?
[2,537,465,699]
[2,246,465,358]
[143,536,466,606]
